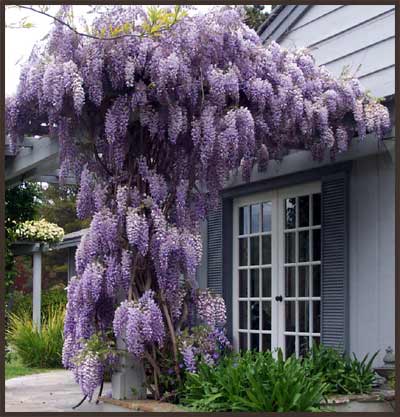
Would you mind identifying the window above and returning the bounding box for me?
[233,182,321,358]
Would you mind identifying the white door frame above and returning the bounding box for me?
[232,181,321,355]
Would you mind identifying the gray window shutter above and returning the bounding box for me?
[207,203,223,295]
[321,171,349,353]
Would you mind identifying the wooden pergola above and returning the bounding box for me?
[10,230,87,331]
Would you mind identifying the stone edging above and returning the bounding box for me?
[323,389,395,405]
[99,397,186,412]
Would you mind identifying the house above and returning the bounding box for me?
[5,6,395,401]
[199,4,395,365]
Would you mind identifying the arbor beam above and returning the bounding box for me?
[5,136,60,187]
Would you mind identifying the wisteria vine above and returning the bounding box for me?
[6,5,390,401]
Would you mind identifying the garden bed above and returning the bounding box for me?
[99,389,395,413]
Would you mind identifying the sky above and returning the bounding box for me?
[5,5,220,97]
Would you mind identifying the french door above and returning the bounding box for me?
[232,182,322,358]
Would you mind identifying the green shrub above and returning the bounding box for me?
[6,305,65,368]
[388,373,395,390]
[179,350,328,412]
[11,287,67,320]
[303,343,378,394]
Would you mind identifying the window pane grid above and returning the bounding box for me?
[283,193,321,358]
[237,201,272,352]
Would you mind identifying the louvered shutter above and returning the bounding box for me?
[207,203,223,295]
[321,171,349,353]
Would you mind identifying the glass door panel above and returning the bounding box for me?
[236,199,273,352]
[281,192,321,358]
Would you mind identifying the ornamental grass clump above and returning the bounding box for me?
[302,343,378,395]
[6,305,65,368]
[11,286,67,320]
[14,219,64,243]
[6,5,390,400]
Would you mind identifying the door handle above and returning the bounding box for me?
[275,295,283,302]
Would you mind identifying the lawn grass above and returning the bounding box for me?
[5,354,53,380]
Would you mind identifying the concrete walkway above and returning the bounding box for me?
[6,370,131,412]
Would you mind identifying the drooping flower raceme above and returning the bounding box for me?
[5,5,391,399]
[113,291,165,358]
[195,290,227,328]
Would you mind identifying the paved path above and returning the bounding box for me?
[6,370,131,412]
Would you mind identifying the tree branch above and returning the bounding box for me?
[161,300,181,382]
[144,349,161,400]
[18,5,178,42]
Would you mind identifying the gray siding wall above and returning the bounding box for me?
[349,153,395,365]
[273,5,395,98]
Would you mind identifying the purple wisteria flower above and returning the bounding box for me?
[113,291,165,358]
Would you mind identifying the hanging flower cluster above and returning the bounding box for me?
[66,332,118,400]
[113,291,165,358]
[176,290,230,374]
[195,289,227,327]
[177,325,231,374]
[5,5,391,400]
[14,219,64,243]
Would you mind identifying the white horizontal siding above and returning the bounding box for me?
[273,4,395,98]
[323,37,395,79]
[280,5,394,49]
[310,10,394,66]
[358,65,395,99]
[291,5,344,30]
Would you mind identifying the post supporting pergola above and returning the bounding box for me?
[11,242,44,329]
[32,249,42,331]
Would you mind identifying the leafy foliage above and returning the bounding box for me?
[6,305,65,368]
[5,182,43,228]
[179,345,379,411]
[5,182,43,302]
[179,349,328,412]
[388,373,396,390]
[141,5,188,36]
[303,343,378,394]
[38,184,90,234]
[5,354,53,380]
[243,5,270,31]
[10,287,67,320]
